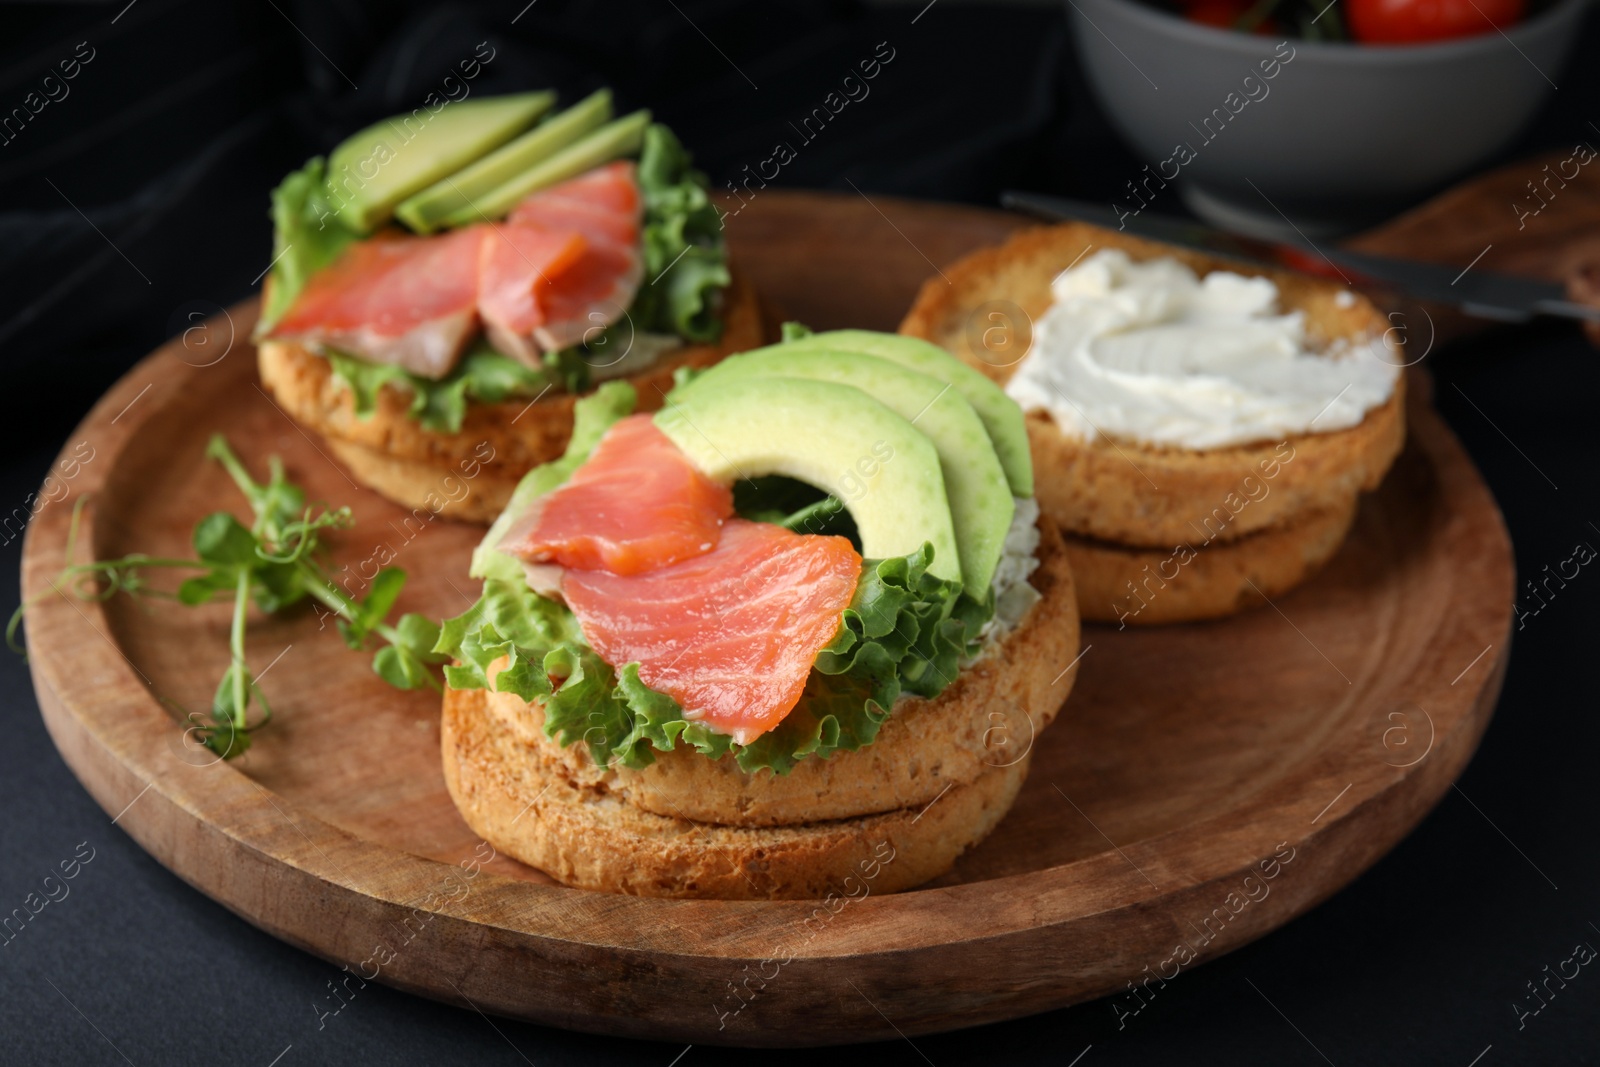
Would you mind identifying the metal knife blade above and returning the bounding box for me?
[1000,190,1600,325]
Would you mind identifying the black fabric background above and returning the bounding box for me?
[2,1,1598,1063]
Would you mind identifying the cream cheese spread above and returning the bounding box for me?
[1005,250,1398,450]
[976,496,1042,650]
[589,330,683,382]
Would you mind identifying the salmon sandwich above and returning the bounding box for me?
[256,89,762,522]
[900,223,1404,626]
[435,328,1081,899]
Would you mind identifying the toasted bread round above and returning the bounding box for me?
[898,224,1405,548]
[257,273,766,522]
[1064,495,1358,626]
[322,438,520,524]
[478,515,1079,827]
[442,682,1031,899]
[1022,394,1402,550]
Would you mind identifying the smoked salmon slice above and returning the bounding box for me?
[509,199,638,248]
[498,414,733,575]
[531,239,643,352]
[477,224,590,366]
[276,161,646,376]
[508,160,640,239]
[270,227,486,379]
[501,161,644,354]
[561,519,862,744]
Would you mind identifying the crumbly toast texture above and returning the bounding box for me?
[1063,497,1358,626]
[443,685,1032,899]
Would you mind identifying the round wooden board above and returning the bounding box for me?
[22,192,1513,1047]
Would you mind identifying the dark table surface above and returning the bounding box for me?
[3,1,1598,1064]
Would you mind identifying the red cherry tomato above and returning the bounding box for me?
[1346,0,1525,43]
[1181,0,1281,33]
[1184,0,1252,27]
[1274,246,1350,281]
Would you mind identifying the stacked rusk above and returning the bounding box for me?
[438,330,1082,898]
[901,224,1406,625]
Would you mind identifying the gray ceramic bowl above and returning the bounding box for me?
[1068,0,1590,236]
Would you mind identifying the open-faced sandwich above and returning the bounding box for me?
[435,328,1081,899]
[255,89,764,522]
[900,223,1404,626]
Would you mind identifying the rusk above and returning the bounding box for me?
[1023,397,1401,550]
[478,516,1079,827]
[898,224,1405,548]
[257,273,766,522]
[1064,497,1358,626]
[440,518,1079,898]
[443,683,1031,899]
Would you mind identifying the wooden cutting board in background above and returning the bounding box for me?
[1343,144,1600,345]
[1346,144,1600,282]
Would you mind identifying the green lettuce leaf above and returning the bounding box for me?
[259,158,360,333]
[631,124,730,342]
[323,326,626,438]
[326,342,558,435]
[436,540,990,775]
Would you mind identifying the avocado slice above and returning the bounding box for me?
[655,377,962,585]
[435,110,653,229]
[395,90,614,233]
[326,91,555,234]
[760,330,1034,498]
[682,350,1011,596]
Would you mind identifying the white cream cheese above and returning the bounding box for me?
[975,496,1042,650]
[1004,250,1399,450]
[588,330,682,382]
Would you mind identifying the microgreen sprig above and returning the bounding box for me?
[9,436,447,758]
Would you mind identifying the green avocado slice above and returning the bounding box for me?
[654,377,961,585]
[433,110,653,229]
[757,330,1034,498]
[680,350,1011,596]
[395,89,614,233]
[325,90,555,233]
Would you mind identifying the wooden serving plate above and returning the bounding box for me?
[21,192,1513,1046]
